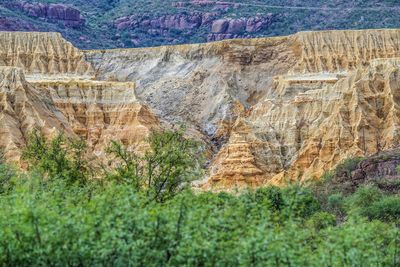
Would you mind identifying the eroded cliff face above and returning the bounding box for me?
[2,29,400,190]
[0,32,92,75]
[0,32,160,164]
[0,66,72,162]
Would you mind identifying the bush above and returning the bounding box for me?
[22,130,91,186]
[306,211,336,230]
[283,185,321,218]
[0,163,15,195]
[254,186,285,212]
[361,197,400,222]
[0,179,398,266]
[346,185,383,212]
[327,193,345,216]
[334,157,364,178]
[107,128,204,202]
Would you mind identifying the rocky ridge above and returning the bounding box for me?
[2,29,400,190]
[5,1,85,28]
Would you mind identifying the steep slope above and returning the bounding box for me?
[32,79,160,158]
[86,36,298,144]
[3,30,400,190]
[0,66,71,162]
[0,31,92,75]
[0,32,161,164]
[206,30,400,189]
[86,29,400,189]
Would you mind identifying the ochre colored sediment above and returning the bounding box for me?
[2,29,400,190]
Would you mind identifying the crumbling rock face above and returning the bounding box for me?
[84,29,400,189]
[292,30,400,73]
[32,79,160,157]
[3,29,400,190]
[0,67,72,162]
[0,32,160,164]
[0,32,93,75]
[85,36,297,143]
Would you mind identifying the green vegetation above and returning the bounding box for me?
[106,129,204,202]
[1,0,400,49]
[0,132,399,265]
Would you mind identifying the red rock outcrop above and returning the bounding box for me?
[6,1,85,28]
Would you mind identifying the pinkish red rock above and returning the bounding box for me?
[211,19,229,33]
[227,19,246,33]
[115,12,217,31]
[7,1,85,28]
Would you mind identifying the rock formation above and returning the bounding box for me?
[0,32,92,75]
[113,12,276,45]
[5,1,85,28]
[0,66,71,162]
[0,32,160,165]
[3,29,400,190]
[208,15,275,41]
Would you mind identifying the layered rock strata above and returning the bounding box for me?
[0,66,72,162]
[0,32,92,75]
[3,30,400,190]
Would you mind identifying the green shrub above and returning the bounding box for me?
[320,170,334,183]
[254,186,285,211]
[0,179,398,266]
[107,128,204,202]
[283,185,321,218]
[0,163,15,195]
[361,197,400,222]
[306,211,336,230]
[396,164,400,175]
[334,157,364,178]
[22,130,90,186]
[327,193,345,215]
[346,185,383,212]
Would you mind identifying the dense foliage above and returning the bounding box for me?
[0,133,399,266]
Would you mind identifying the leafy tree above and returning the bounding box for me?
[283,184,321,218]
[22,130,90,185]
[345,185,383,213]
[306,211,336,231]
[107,128,204,202]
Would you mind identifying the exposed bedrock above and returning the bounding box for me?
[3,29,400,189]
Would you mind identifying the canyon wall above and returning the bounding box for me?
[0,32,160,164]
[0,32,92,75]
[86,29,400,189]
[2,29,400,189]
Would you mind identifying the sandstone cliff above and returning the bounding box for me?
[0,32,92,75]
[3,29,400,190]
[0,32,160,165]
[0,66,71,162]
[85,29,400,189]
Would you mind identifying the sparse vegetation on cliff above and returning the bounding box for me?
[1,0,400,49]
[0,132,399,266]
